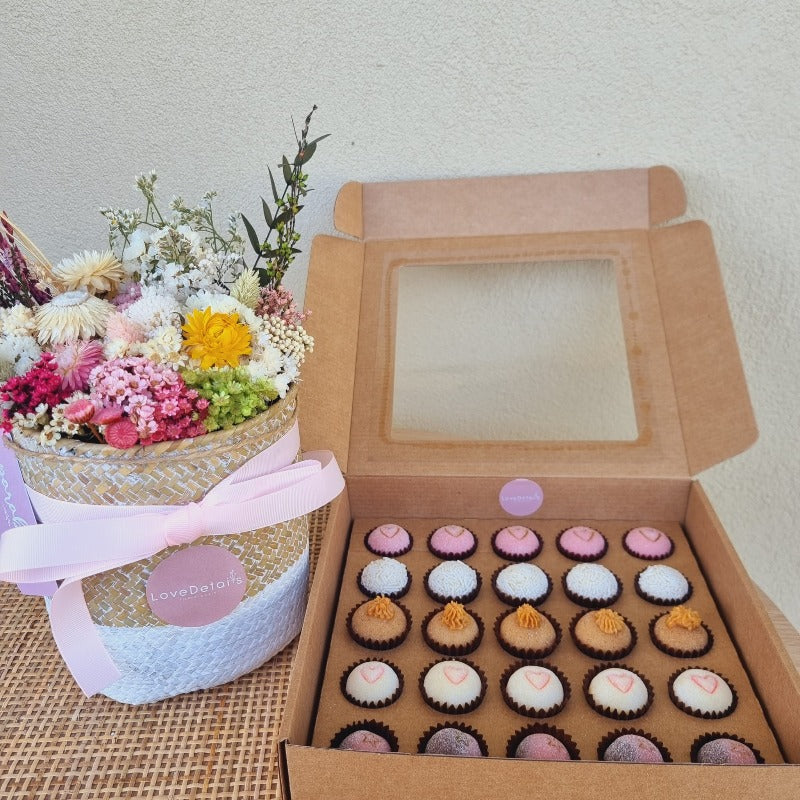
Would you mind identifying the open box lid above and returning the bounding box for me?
[301,167,756,480]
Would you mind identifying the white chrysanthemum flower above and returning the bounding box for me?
[53,250,124,294]
[184,290,260,330]
[135,324,187,368]
[34,290,113,345]
[245,342,283,381]
[124,287,182,333]
[272,372,292,398]
[230,269,261,309]
[103,338,132,360]
[0,304,37,336]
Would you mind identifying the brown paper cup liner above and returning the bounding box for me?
[492,564,553,606]
[690,731,765,764]
[363,527,414,557]
[668,666,738,719]
[491,527,543,562]
[500,660,571,719]
[330,719,399,752]
[422,606,485,656]
[622,528,675,561]
[423,565,482,604]
[597,728,672,762]
[356,564,412,600]
[346,599,412,651]
[417,721,488,756]
[569,609,637,660]
[555,527,609,562]
[427,526,478,561]
[561,568,623,609]
[418,658,487,715]
[583,662,654,720]
[339,658,405,709]
[648,613,714,658]
[506,723,580,760]
[634,568,693,606]
[494,607,562,660]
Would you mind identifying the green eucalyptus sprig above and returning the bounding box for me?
[241,105,328,289]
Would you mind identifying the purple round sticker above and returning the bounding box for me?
[499,479,544,517]
[146,544,247,627]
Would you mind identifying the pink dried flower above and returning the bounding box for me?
[91,404,123,425]
[105,312,146,344]
[255,286,309,326]
[53,339,105,391]
[111,281,142,311]
[104,418,139,449]
[64,398,97,424]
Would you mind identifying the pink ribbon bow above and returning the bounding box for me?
[0,421,343,696]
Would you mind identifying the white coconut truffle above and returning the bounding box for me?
[426,560,479,601]
[359,557,409,596]
[636,565,691,603]
[564,563,620,602]
[494,563,550,603]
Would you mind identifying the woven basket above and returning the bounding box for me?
[7,387,310,704]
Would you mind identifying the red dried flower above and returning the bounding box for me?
[104,418,139,449]
[64,398,96,425]
[91,404,124,425]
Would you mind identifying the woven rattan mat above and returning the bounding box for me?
[0,505,329,800]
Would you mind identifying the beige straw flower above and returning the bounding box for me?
[53,250,124,294]
[35,289,113,345]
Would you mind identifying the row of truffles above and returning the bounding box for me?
[339,645,737,721]
[357,553,694,608]
[365,523,675,562]
[332,722,763,764]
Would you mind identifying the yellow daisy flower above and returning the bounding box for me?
[182,307,252,369]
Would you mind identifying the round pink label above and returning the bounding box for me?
[146,544,247,627]
[499,479,544,516]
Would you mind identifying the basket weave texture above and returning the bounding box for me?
[7,386,307,628]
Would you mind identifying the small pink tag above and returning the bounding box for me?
[359,664,385,684]
[524,668,551,690]
[146,544,247,627]
[0,437,58,596]
[691,673,718,694]
[444,665,468,685]
[608,673,634,693]
[499,479,543,517]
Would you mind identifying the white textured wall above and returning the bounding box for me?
[2,1,798,626]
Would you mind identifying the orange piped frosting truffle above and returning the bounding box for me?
[516,603,543,629]
[498,604,557,657]
[442,602,470,631]
[424,602,481,653]
[652,605,710,656]
[367,595,396,621]
[593,608,626,635]
[665,605,702,630]
[572,608,634,659]
[348,595,409,649]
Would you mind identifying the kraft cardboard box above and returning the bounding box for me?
[279,169,800,799]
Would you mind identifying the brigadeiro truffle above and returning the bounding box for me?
[419,723,488,757]
[650,605,713,657]
[556,526,608,562]
[428,524,477,560]
[423,602,484,656]
[563,563,622,608]
[669,667,737,718]
[357,557,411,599]
[424,560,481,604]
[635,564,692,605]
[495,604,561,659]
[492,562,552,606]
[598,729,671,763]
[365,523,413,556]
[571,608,637,660]
[341,659,403,708]
[492,525,543,561]
[507,724,579,761]
[419,658,487,714]
[623,526,674,560]
[347,595,411,650]
[332,720,398,753]
[584,664,653,720]
[500,662,570,718]
[691,733,763,764]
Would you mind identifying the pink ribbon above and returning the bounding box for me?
[0,421,344,696]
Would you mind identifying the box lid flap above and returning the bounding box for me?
[303,168,755,480]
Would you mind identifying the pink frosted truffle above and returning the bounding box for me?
[696,738,758,765]
[493,526,542,560]
[603,734,664,763]
[515,733,571,761]
[429,525,476,559]
[624,527,674,560]
[366,524,412,556]
[337,729,393,752]
[424,727,483,757]
[557,526,607,561]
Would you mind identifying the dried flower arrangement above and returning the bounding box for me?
[0,107,327,450]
